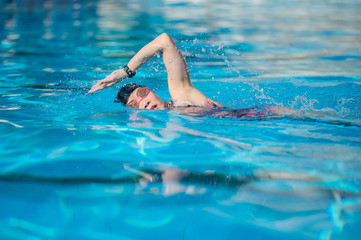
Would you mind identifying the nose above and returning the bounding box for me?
[144,101,151,109]
[137,97,148,109]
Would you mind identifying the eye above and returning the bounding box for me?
[127,100,137,108]
[132,101,138,108]
[138,88,148,97]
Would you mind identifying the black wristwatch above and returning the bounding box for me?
[123,65,136,78]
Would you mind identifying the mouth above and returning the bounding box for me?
[150,104,158,110]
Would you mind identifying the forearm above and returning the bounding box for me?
[103,34,169,82]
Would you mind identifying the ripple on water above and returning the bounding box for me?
[67,141,100,151]
[0,0,360,238]
[124,212,174,229]
[0,106,21,111]
[0,63,27,72]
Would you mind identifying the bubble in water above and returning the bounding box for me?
[289,95,319,110]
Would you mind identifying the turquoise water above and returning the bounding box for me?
[1,0,361,239]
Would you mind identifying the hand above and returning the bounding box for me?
[88,78,118,93]
[88,69,126,93]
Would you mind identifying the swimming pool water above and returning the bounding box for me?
[1,0,361,239]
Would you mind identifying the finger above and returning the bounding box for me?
[88,87,97,93]
[88,84,102,93]
[88,80,105,93]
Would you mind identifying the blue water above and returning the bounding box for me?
[1,0,361,239]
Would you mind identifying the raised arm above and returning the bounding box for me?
[88,33,211,106]
[89,33,184,93]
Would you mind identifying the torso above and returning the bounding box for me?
[168,101,275,119]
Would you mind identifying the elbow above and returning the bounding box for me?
[159,33,174,46]
[160,32,171,40]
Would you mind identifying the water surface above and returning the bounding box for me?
[0,0,361,239]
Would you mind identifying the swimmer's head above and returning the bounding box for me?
[115,83,144,105]
[115,83,166,110]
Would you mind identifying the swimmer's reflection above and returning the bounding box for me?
[1,168,359,201]
[123,166,359,200]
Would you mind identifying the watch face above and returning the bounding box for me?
[124,65,136,78]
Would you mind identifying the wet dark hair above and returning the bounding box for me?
[115,83,145,105]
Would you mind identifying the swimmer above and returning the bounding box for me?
[89,33,294,118]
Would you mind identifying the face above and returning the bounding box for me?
[127,87,166,110]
